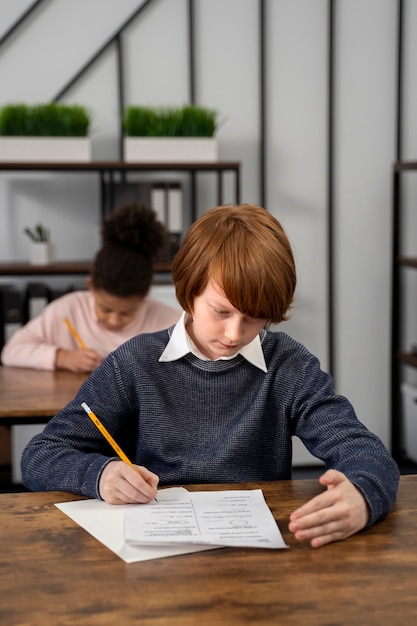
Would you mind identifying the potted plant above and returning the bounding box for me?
[23,223,54,265]
[0,103,91,162]
[122,104,220,162]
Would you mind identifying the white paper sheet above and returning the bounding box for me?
[55,497,220,563]
[125,487,287,549]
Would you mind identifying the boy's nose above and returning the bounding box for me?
[224,319,243,343]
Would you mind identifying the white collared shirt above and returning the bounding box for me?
[159,312,267,372]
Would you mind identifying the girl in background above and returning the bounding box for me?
[1,203,181,372]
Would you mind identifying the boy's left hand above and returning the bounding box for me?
[288,469,369,548]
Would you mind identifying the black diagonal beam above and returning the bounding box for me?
[0,0,47,49]
[53,0,157,102]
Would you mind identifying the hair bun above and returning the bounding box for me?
[102,202,167,258]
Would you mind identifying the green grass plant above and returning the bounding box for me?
[0,103,90,137]
[23,223,50,242]
[122,104,219,137]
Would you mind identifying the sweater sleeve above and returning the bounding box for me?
[21,349,138,498]
[1,311,59,370]
[290,352,400,525]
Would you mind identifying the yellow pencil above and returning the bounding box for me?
[63,317,87,349]
[81,402,158,501]
[81,402,134,466]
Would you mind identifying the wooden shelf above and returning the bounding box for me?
[396,352,417,369]
[0,159,240,287]
[0,158,241,229]
[0,160,240,172]
[394,160,417,171]
[397,257,417,268]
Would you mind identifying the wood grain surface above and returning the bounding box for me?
[1,476,416,625]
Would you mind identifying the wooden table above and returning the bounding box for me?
[0,366,87,425]
[1,476,416,625]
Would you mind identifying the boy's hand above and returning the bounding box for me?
[98,460,159,504]
[288,469,369,548]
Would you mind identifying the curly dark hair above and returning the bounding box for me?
[91,202,168,297]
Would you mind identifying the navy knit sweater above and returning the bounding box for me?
[21,327,399,525]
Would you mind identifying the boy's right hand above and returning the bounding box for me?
[55,348,102,373]
[98,460,159,504]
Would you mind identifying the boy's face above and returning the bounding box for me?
[186,280,266,361]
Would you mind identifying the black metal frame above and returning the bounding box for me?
[0,160,240,224]
[391,161,403,460]
[391,0,403,460]
[390,0,415,462]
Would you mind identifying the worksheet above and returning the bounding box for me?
[124,487,287,549]
[55,497,219,563]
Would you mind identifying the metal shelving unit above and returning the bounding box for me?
[391,160,417,462]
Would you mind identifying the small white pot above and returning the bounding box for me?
[29,241,54,265]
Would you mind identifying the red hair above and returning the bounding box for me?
[172,204,296,323]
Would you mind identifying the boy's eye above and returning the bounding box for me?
[215,309,229,315]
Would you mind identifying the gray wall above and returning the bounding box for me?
[1,0,417,463]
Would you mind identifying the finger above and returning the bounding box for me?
[100,462,159,504]
[319,468,345,489]
[290,489,337,521]
[136,464,160,488]
[293,519,353,548]
[123,464,159,500]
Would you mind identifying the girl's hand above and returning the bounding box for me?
[288,469,369,548]
[98,460,159,504]
[56,348,102,373]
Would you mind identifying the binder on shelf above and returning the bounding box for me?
[103,180,184,261]
[151,183,183,260]
[23,282,53,322]
[150,185,166,225]
[104,181,154,216]
[0,284,23,348]
[167,184,183,233]
[167,183,183,259]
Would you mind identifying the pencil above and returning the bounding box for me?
[81,402,159,502]
[63,318,87,349]
[81,402,134,466]
[81,402,158,502]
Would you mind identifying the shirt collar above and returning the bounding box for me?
[159,312,267,372]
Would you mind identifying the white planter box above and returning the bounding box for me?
[0,137,91,162]
[124,137,218,163]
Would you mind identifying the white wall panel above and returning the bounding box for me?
[1,0,414,464]
[334,0,397,444]
[194,0,260,213]
[124,0,189,106]
[267,0,328,361]
[267,0,328,464]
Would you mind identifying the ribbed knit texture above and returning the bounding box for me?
[21,327,399,525]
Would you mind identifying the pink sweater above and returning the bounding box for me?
[1,290,181,370]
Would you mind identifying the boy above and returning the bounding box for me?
[22,204,399,548]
